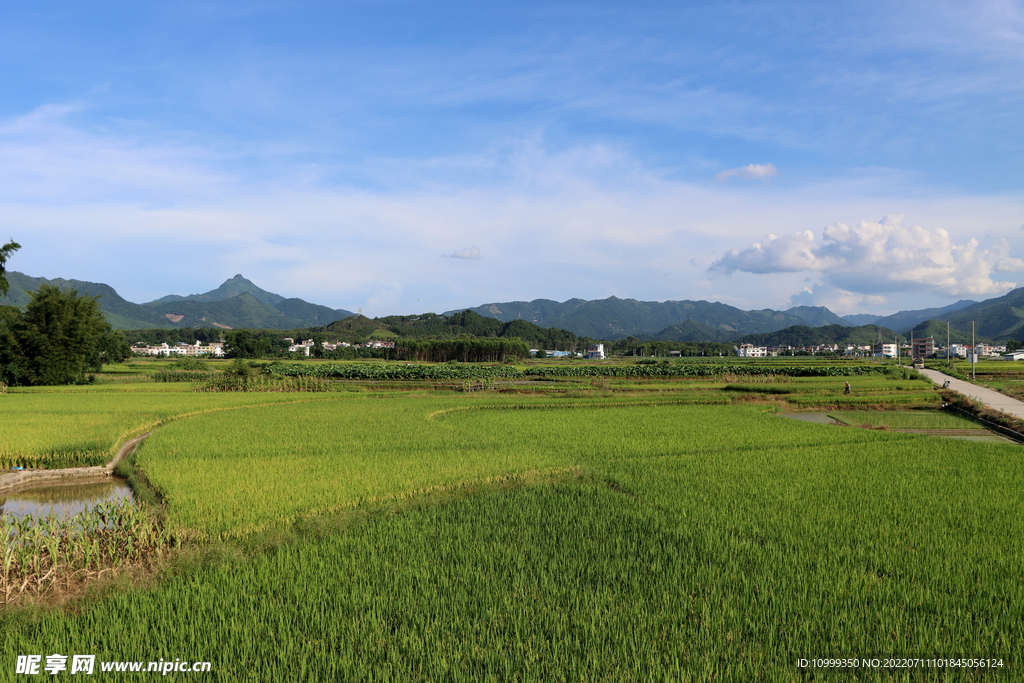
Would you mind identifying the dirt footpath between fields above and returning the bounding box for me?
[0,431,152,495]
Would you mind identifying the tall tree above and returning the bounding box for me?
[7,285,110,385]
[0,239,20,297]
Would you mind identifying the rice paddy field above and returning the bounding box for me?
[828,411,985,430]
[2,359,1022,680]
[0,389,344,469]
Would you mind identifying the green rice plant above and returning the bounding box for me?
[2,371,1020,678]
[829,410,984,429]
[5,417,1021,678]
[787,392,940,408]
[0,390,345,469]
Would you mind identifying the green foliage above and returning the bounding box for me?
[195,375,333,392]
[0,239,20,297]
[394,337,530,363]
[325,309,579,350]
[224,357,256,377]
[95,328,132,366]
[523,362,885,379]
[224,329,257,358]
[171,356,209,371]
[266,362,523,381]
[0,284,112,386]
[152,370,214,383]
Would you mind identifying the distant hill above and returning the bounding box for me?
[1,272,171,328]
[448,296,815,340]
[905,319,979,345]
[1,272,354,330]
[841,313,882,326]
[735,324,903,348]
[783,306,850,327]
[324,310,578,348]
[143,274,286,307]
[941,288,1024,341]
[874,299,977,332]
[642,320,735,343]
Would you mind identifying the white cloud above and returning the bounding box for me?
[787,286,889,316]
[712,213,1024,298]
[447,246,482,259]
[716,163,777,182]
[2,100,1022,317]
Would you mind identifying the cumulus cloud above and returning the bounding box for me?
[447,246,482,259]
[711,213,1024,297]
[716,163,777,182]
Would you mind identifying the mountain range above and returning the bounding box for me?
[3,270,1024,343]
[1,273,354,331]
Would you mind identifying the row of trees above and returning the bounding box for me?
[392,338,530,363]
[610,337,737,357]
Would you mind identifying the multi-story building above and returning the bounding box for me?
[874,343,897,358]
[911,337,935,359]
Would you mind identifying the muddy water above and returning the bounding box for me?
[0,477,133,521]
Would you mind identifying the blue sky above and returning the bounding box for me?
[2,0,1022,316]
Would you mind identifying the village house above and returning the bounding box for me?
[736,344,767,357]
[131,341,225,357]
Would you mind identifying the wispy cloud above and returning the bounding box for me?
[716,163,777,183]
[447,246,481,259]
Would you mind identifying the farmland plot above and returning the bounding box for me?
[3,374,1021,680]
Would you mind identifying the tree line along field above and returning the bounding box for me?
[2,361,1022,680]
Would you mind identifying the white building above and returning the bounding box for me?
[949,344,969,358]
[586,343,605,359]
[874,343,897,358]
[131,341,225,357]
[737,344,768,357]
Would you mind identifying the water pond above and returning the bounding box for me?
[0,477,133,522]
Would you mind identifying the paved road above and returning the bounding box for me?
[915,367,1024,421]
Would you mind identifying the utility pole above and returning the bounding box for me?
[972,321,976,382]
[946,321,949,362]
